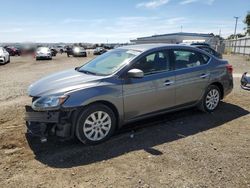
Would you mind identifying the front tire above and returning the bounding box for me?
[75,104,116,144]
[199,85,221,112]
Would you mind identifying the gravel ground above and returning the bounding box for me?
[0,53,249,188]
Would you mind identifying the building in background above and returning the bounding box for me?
[131,32,219,44]
[131,32,223,53]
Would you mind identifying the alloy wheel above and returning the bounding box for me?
[83,111,112,141]
[205,89,220,110]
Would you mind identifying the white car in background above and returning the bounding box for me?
[72,46,87,57]
[0,47,10,64]
[35,47,52,60]
[56,45,66,53]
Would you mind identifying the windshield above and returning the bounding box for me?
[79,49,140,75]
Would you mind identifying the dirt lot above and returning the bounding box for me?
[0,53,249,188]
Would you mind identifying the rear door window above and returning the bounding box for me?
[172,49,210,70]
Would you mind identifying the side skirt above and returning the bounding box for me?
[122,101,199,126]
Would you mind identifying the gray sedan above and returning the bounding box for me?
[25,44,233,144]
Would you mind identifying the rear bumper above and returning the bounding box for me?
[223,74,234,98]
[36,55,52,59]
[73,52,87,57]
[93,52,100,55]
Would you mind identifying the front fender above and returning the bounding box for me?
[62,81,124,123]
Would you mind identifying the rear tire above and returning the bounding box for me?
[75,104,116,144]
[198,85,221,113]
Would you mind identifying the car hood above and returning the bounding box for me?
[28,69,103,97]
[36,51,50,54]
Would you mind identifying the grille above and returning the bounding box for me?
[32,97,39,102]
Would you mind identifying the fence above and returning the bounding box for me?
[224,36,250,55]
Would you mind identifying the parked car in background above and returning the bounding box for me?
[66,46,73,57]
[72,46,87,57]
[94,47,107,55]
[66,46,87,57]
[241,72,250,91]
[20,46,36,56]
[194,45,222,59]
[35,47,52,60]
[190,42,210,47]
[4,46,21,56]
[56,45,66,54]
[50,48,58,56]
[25,44,233,144]
[182,43,222,59]
[0,47,10,64]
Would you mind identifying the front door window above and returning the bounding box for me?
[133,50,171,75]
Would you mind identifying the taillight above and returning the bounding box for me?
[226,64,233,74]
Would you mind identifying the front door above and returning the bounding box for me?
[123,50,175,121]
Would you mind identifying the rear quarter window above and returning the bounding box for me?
[201,53,210,63]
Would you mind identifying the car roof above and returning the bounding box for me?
[190,42,210,46]
[194,45,211,48]
[119,43,195,52]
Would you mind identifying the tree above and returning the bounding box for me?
[244,11,250,35]
[227,33,246,40]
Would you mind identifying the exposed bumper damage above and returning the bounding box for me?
[241,72,250,91]
[25,105,74,142]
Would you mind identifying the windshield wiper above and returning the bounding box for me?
[77,68,108,76]
[78,69,97,75]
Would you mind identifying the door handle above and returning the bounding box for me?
[200,73,209,79]
[164,80,174,86]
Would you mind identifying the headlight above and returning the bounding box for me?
[73,47,80,53]
[32,95,68,111]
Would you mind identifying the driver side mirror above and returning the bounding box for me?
[127,69,144,78]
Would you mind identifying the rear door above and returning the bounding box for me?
[123,50,175,120]
[171,49,210,106]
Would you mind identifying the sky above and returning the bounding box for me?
[0,0,249,43]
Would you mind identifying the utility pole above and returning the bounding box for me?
[233,16,239,53]
[181,25,183,32]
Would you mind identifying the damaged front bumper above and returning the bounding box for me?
[241,72,250,91]
[25,106,60,123]
[25,106,73,141]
